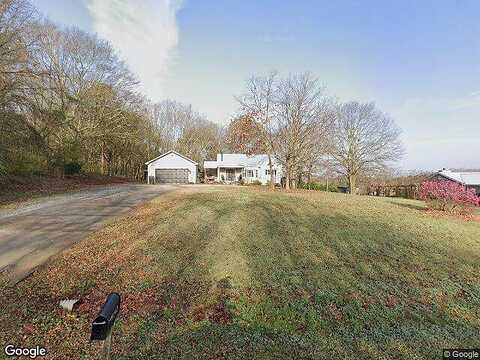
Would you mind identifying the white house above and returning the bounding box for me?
[145,150,197,184]
[204,153,283,185]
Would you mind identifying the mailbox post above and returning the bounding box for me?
[91,293,121,360]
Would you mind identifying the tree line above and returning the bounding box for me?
[227,72,404,192]
[0,0,222,179]
[1,0,403,191]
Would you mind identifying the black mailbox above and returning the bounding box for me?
[91,292,121,341]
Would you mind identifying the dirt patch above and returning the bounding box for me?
[77,287,162,319]
[190,278,234,324]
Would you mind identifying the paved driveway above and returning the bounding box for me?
[0,184,175,283]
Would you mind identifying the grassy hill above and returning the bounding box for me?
[1,187,479,359]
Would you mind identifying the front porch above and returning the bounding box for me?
[218,167,243,183]
[205,167,259,184]
[204,167,243,183]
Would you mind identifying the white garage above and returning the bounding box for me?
[145,150,197,184]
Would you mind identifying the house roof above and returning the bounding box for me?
[204,160,219,169]
[145,150,198,165]
[437,169,480,186]
[204,154,270,169]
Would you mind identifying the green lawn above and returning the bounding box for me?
[1,188,480,359]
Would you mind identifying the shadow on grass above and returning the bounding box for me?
[232,194,480,359]
[388,200,426,211]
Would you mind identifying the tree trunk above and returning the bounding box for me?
[285,167,290,190]
[100,142,105,175]
[348,174,356,194]
[297,173,302,188]
[268,153,274,190]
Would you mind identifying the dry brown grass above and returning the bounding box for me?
[0,174,135,205]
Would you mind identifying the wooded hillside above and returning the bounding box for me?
[0,0,222,179]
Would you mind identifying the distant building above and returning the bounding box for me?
[433,169,480,195]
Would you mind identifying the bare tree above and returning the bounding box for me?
[328,101,404,194]
[0,0,37,110]
[236,72,278,189]
[150,100,196,152]
[0,0,38,173]
[149,99,222,166]
[274,73,331,189]
[16,21,139,175]
[177,119,222,164]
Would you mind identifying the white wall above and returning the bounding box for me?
[147,152,197,183]
[242,163,283,185]
[257,163,283,185]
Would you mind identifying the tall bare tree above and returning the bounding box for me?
[149,99,222,162]
[177,119,222,164]
[275,73,331,189]
[0,0,36,110]
[150,100,196,152]
[236,72,278,189]
[0,0,38,173]
[18,20,139,175]
[328,101,404,194]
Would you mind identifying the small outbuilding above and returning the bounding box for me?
[145,150,197,184]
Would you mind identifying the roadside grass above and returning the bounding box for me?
[0,174,134,207]
[1,188,479,359]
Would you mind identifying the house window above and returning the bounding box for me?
[247,170,254,177]
[266,169,276,176]
[255,170,258,178]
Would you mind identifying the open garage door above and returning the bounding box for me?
[155,169,189,184]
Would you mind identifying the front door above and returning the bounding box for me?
[226,168,235,182]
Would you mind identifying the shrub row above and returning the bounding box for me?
[299,182,338,192]
[419,180,480,214]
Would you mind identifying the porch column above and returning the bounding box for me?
[217,167,220,181]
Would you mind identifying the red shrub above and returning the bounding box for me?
[419,180,480,214]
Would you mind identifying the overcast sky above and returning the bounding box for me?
[32,0,480,171]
